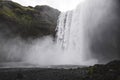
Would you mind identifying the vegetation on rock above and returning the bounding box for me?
[0,0,60,39]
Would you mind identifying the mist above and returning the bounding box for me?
[0,35,97,67]
[0,0,120,67]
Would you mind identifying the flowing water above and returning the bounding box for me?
[0,0,118,66]
[56,0,115,64]
[56,5,95,65]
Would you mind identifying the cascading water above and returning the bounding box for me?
[0,0,119,67]
[56,11,73,49]
[56,0,115,65]
[7,0,114,66]
[56,3,97,65]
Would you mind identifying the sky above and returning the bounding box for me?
[12,0,85,11]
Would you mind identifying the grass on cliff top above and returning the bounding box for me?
[0,0,35,26]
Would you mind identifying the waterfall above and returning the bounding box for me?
[0,0,118,66]
[56,11,73,49]
[56,4,95,65]
[56,0,115,64]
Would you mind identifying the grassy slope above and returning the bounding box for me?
[0,0,60,39]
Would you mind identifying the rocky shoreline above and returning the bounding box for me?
[0,60,119,80]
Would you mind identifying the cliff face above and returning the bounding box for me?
[0,0,60,39]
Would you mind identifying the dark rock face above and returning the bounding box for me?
[0,0,60,62]
[86,60,120,80]
[90,0,120,62]
[0,0,60,39]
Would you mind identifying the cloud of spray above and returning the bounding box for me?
[0,36,29,62]
[82,0,120,63]
[24,36,97,65]
[0,35,97,66]
[1,0,119,67]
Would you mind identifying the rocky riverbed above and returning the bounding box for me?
[0,60,119,80]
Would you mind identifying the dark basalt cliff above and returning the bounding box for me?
[0,0,60,39]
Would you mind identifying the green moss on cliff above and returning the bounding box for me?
[0,1,34,25]
[0,0,60,39]
[0,6,16,18]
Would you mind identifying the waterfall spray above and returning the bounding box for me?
[0,0,118,66]
[56,0,116,64]
[56,2,98,65]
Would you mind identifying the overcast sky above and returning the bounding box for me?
[12,0,85,11]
